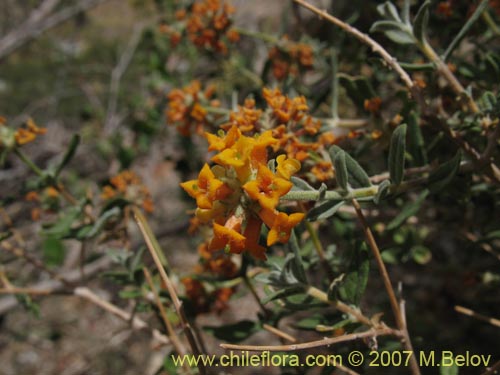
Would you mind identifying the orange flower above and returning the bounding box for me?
[166,80,217,136]
[243,216,266,260]
[181,164,232,209]
[276,154,301,180]
[209,221,246,254]
[205,125,241,151]
[259,208,305,246]
[168,0,238,53]
[268,38,314,81]
[243,164,292,211]
[15,128,36,145]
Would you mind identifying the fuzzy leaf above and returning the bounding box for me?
[376,1,402,22]
[407,112,427,166]
[428,152,461,192]
[374,180,391,204]
[370,21,415,44]
[291,176,315,191]
[307,200,345,222]
[334,150,348,190]
[389,124,407,185]
[329,146,371,188]
[413,0,430,43]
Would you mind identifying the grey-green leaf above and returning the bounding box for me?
[374,180,391,204]
[370,21,415,45]
[334,150,348,190]
[389,124,407,185]
[387,190,429,230]
[291,176,315,191]
[413,0,430,43]
[407,112,427,166]
[329,146,371,188]
[307,200,345,222]
[377,1,402,22]
[428,152,461,192]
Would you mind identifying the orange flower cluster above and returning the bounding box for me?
[262,88,337,182]
[181,125,304,260]
[221,98,262,133]
[15,119,47,146]
[161,0,239,53]
[166,80,220,136]
[101,170,154,213]
[268,37,314,81]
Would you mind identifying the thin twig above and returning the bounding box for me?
[263,324,297,343]
[1,241,72,287]
[105,23,146,134]
[293,0,415,93]
[143,268,193,375]
[143,268,188,355]
[132,207,206,375]
[220,327,397,351]
[0,287,55,295]
[74,286,169,344]
[307,286,374,328]
[352,199,421,375]
[455,305,500,328]
[0,255,112,315]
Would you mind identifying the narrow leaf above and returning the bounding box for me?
[334,150,348,190]
[443,0,489,61]
[329,146,371,188]
[261,285,306,304]
[402,0,411,25]
[387,190,429,230]
[55,134,80,177]
[413,0,430,43]
[428,152,461,192]
[370,21,415,45]
[291,176,315,191]
[376,1,402,22]
[389,124,407,185]
[407,112,427,166]
[374,180,391,204]
[307,200,345,222]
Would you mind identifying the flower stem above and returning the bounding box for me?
[14,148,44,177]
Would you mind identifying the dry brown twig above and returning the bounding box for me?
[293,0,415,93]
[133,206,207,375]
[263,323,297,343]
[220,327,398,351]
[455,305,500,328]
[352,199,421,375]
